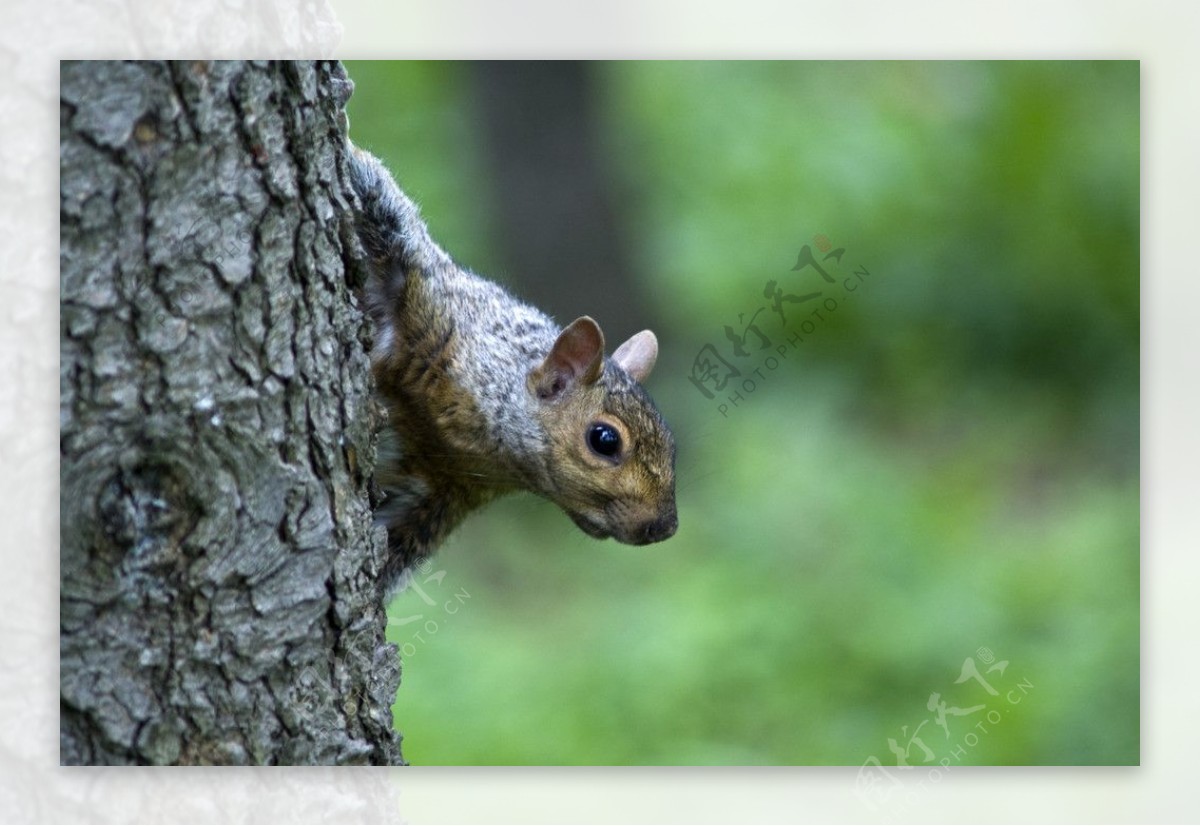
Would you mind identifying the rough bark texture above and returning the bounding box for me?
[59,60,402,765]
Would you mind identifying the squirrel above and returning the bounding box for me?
[346,146,678,595]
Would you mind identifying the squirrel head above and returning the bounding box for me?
[526,316,678,546]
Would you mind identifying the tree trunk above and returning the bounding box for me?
[468,61,648,345]
[59,60,402,765]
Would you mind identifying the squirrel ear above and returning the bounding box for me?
[531,316,606,400]
[612,330,658,383]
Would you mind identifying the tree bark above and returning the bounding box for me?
[59,60,402,765]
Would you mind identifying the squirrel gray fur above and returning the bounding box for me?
[346,146,678,596]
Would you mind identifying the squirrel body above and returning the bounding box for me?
[348,147,678,593]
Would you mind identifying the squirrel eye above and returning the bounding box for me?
[587,422,622,458]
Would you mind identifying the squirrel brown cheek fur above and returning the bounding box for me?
[348,145,678,597]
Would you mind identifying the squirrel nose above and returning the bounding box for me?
[641,510,678,543]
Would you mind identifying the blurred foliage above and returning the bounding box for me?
[345,61,1138,765]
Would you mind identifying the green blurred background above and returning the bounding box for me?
[345,61,1139,766]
